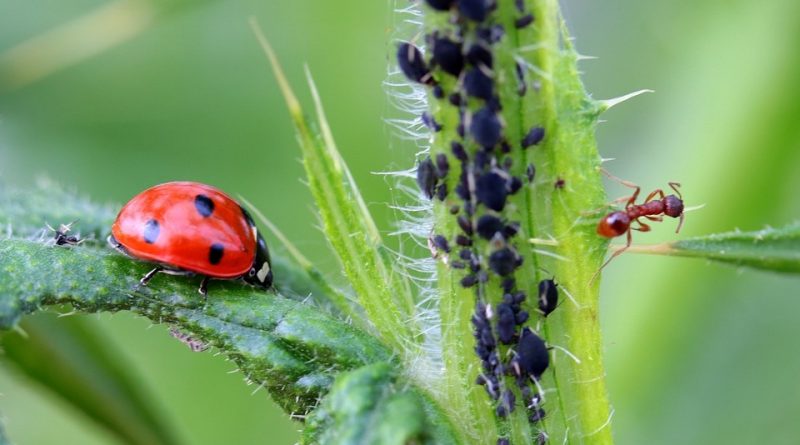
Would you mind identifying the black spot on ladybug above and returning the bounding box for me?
[466,44,493,69]
[143,219,160,244]
[516,327,549,380]
[194,194,215,217]
[476,171,508,211]
[459,0,490,22]
[476,215,504,240]
[432,37,464,77]
[538,279,559,316]
[464,68,494,101]
[515,13,534,29]
[522,126,545,148]
[470,107,502,149]
[425,0,454,11]
[209,243,225,265]
[397,42,432,85]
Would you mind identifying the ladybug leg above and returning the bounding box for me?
[198,276,210,296]
[140,267,162,286]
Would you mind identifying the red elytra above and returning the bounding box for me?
[109,182,272,295]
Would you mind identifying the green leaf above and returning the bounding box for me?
[249,21,420,354]
[302,362,461,445]
[1,315,180,445]
[0,237,390,414]
[627,223,800,273]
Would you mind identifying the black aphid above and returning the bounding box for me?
[416,156,437,199]
[432,37,465,77]
[529,407,546,423]
[538,279,559,316]
[496,302,516,344]
[435,153,450,179]
[461,274,478,288]
[456,234,472,246]
[488,247,519,276]
[464,67,494,101]
[475,171,508,211]
[526,163,536,182]
[515,61,527,96]
[466,44,493,69]
[477,25,505,44]
[451,141,468,161]
[448,93,463,106]
[476,214,504,240]
[432,85,444,99]
[425,0,455,11]
[451,260,466,269]
[432,234,451,253]
[449,204,460,215]
[514,0,524,12]
[457,215,473,235]
[435,183,448,201]
[503,222,520,238]
[522,126,545,148]
[515,13,534,29]
[516,310,529,325]
[459,0,490,22]
[397,43,431,85]
[498,439,510,445]
[421,112,442,132]
[502,277,516,293]
[470,107,502,149]
[508,176,523,194]
[515,327,549,380]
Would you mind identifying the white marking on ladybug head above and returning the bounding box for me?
[256,262,271,283]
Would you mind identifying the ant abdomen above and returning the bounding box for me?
[596,211,630,237]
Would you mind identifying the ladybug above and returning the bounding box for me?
[108,182,273,295]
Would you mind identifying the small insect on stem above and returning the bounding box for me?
[594,169,686,279]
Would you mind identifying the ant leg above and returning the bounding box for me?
[600,168,641,207]
[198,276,210,296]
[644,214,663,222]
[632,220,651,232]
[676,213,685,234]
[591,229,633,284]
[140,267,162,286]
[643,189,665,204]
[669,182,683,199]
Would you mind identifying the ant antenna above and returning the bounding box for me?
[668,182,682,199]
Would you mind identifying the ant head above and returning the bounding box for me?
[663,195,684,218]
[596,211,630,238]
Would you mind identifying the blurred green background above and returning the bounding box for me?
[1,0,799,444]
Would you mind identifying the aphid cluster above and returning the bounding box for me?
[400,0,558,439]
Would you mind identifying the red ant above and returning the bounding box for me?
[595,170,685,273]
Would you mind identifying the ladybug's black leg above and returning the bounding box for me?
[198,276,210,296]
[140,267,162,286]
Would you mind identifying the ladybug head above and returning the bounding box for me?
[245,232,273,289]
